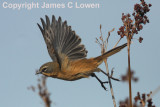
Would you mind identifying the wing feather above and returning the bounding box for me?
[37,15,88,68]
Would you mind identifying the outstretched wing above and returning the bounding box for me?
[37,15,88,68]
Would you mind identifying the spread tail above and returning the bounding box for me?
[94,43,127,63]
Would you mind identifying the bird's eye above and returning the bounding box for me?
[42,68,47,72]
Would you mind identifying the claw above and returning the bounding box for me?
[101,82,107,90]
[103,81,109,83]
[100,81,108,90]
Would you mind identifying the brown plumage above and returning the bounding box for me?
[36,15,126,89]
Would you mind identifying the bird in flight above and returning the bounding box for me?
[36,15,127,90]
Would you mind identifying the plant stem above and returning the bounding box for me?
[104,60,116,107]
[113,38,122,48]
[127,39,132,107]
[98,27,117,107]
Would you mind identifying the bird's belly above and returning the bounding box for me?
[55,71,90,81]
[54,59,99,81]
[55,74,84,81]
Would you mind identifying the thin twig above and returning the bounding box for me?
[104,28,116,107]
[104,28,115,50]
[111,68,114,77]
[104,60,116,107]
[98,26,117,107]
[28,75,51,107]
[113,37,122,48]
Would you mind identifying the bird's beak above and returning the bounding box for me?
[35,70,41,75]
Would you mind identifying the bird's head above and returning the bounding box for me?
[36,62,57,77]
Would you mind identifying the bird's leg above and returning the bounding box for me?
[98,68,120,81]
[91,73,108,90]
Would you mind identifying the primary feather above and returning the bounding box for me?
[37,15,88,67]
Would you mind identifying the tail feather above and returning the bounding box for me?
[94,43,127,62]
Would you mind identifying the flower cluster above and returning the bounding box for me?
[119,92,155,107]
[134,92,155,107]
[28,75,52,107]
[117,0,152,42]
[121,69,138,82]
[119,98,139,107]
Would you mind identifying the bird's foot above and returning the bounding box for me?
[91,73,108,90]
[99,69,120,81]
[100,81,108,90]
